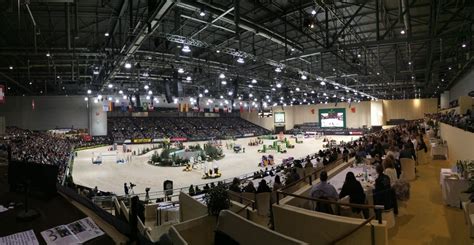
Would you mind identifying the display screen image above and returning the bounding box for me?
[319,108,346,128]
[274,112,285,123]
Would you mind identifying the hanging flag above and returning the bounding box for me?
[102,101,109,112]
[0,85,5,104]
[240,105,244,113]
[108,101,114,112]
[214,104,219,113]
[148,102,154,111]
[311,108,315,114]
[121,102,127,112]
[184,103,189,112]
[351,107,356,113]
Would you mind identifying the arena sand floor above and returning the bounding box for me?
[72,135,358,196]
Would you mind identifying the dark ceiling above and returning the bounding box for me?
[0,0,473,103]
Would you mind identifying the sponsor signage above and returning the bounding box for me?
[132,138,152,143]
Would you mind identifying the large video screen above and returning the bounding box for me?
[319,108,346,128]
[274,112,285,123]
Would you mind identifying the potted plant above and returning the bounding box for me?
[204,185,230,216]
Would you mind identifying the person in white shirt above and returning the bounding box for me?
[383,157,398,186]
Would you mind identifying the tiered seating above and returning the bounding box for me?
[107,117,271,142]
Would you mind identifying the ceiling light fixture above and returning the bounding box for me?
[108,84,113,89]
[124,62,132,69]
[144,85,149,90]
[400,29,406,35]
[251,79,257,84]
[237,57,244,64]
[219,73,225,79]
[275,67,282,73]
[87,89,92,94]
[301,74,307,80]
[178,68,184,73]
[186,76,192,81]
[182,45,191,53]
[276,83,282,88]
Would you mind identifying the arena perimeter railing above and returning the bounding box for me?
[118,140,362,203]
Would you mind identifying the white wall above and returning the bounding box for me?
[370,101,384,126]
[450,68,474,100]
[0,96,89,130]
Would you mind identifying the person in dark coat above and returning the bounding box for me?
[257,179,271,193]
[339,172,368,218]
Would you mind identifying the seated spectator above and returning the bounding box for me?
[285,168,300,185]
[373,165,397,214]
[256,179,271,193]
[229,178,242,193]
[339,172,368,218]
[243,181,256,193]
[383,158,398,186]
[273,175,283,190]
[399,143,416,161]
[310,171,338,201]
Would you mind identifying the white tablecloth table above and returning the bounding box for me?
[431,143,448,159]
[440,168,469,207]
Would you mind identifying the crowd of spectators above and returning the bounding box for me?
[108,117,270,142]
[5,127,112,182]
[426,110,474,132]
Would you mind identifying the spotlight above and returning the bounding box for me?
[84,97,88,101]
[221,80,227,85]
[408,61,412,65]
[237,57,245,64]
[251,79,257,84]
[108,84,113,89]
[311,9,316,15]
[93,99,98,103]
[146,95,150,100]
[216,50,220,53]
[276,83,282,88]
[199,11,206,17]
[376,72,380,75]
[295,87,300,91]
[132,97,136,101]
[199,93,203,97]
[219,73,225,79]
[448,67,452,70]
[301,74,307,80]
[46,52,50,57]
[93,70,99,75]
[462,43,467,48]
[186,76,192,81]
[249,93,253,98]
[148,90,153,95]
[97,95,103,100]
[357,53,361,58]
[335,86,339,89]
[87,89,92,94]
[9,66,13,70]
[311,90,315,94]
[400,29,405,35]
[228,91,233,96]
[123,95,127,100]
[248,84,253,88]
[275,67,282,73]
[320,81,326,86]
[104,32,109,37]
[144,85,149,90]
[204,89,209,93]
[124,62,132,69]
[182,45,191,53]
[119,90,123,94]
[178,68,184,73]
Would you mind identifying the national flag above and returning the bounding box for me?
[0,85,5,104]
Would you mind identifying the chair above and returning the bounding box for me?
[400,158,416,181]
[241,192,256,207]
[338,195,353,217]
[382,209,396,229]
[255,192,271,216]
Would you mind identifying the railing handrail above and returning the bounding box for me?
[330,216,376,245]
[227,190,256,204]
[276,190,384,210]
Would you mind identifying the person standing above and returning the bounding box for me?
[124,183,129,195]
